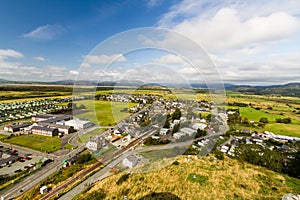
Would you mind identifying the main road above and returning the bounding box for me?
[0,143,85,200]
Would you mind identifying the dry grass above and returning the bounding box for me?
[77,155,299,200]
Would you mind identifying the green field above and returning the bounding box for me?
[3,134,61,153]
[79,128,106,143]
[76,100,137,126]
[239,106,285,122]
[265,123,300,137]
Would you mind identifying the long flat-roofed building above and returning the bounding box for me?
[31,126,59,137]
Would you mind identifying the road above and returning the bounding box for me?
[0,145,85,200]
[39,128,156,200]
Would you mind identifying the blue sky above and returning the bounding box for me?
[0,0,300,85]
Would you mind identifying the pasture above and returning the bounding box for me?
[76,100,137,126]
[3,134,61,153]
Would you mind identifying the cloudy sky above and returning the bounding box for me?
[0,0,299,85]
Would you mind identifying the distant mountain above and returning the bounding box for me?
[229,83,300,97]
[0,78,299,97]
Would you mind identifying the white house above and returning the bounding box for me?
[159,128,170,135]
[86,135,108,151]
[122,155,139,168]
[173,132,186,140]
[180,127,196,136]
[40,186,48,194]
[192,123,207,130]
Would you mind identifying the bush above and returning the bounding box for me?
[214,150,224,160]
[76,153,92,164]
[172,161,180,165]
[259,117,269,123]
[116,173,130,185]
[276,117,292,124]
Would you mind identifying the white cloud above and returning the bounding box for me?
[0,49,24,60]
[69,70,79,75]
[23,24,65,40]
[147,0,161,8]
[33,56,46,61]
[171,8,299,52]
[152,0,300,84]
[84,54,127,65]
[152,54,185,64]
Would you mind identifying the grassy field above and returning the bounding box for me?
[79,128,106,143]
[76,155,300,200]
[265,123,300,137]
[76,100,137,126]
[238,106,285,122]
[2,134,61,153]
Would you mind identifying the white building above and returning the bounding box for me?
[180,127,196,136]
[65,118,94,130]
[173,132,186,139]
[122,155,139,168]
[86,135,108,151]
[159,128,170,135]
[192,123,207,130]
[40,186,48,194]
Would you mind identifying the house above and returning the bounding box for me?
[220,145,229,153]
[86,135,108,151]
[122,155,139,168]
[32,114,54,122]
[159,128,170,135]
[173,119,181,124]
[31,126,59,137]
[110,135,121,143]
[40,186,48,194]
[173,132,186,139]
[180,127,196,136]
[192,123,207,130]
[42,115,73,124]
[4,123,30,133]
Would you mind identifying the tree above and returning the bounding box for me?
[214,150,224,160]
[163,120,170,128]
[196,128,207,138]
[172,123,180,133]
[259,117,269,123]
[242,117,249,124]
[172,108,182,120]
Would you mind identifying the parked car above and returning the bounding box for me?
[14,169,22,173]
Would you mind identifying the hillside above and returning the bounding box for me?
[230,83,300,97]
[75,155,300,200]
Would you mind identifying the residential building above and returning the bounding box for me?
[122,155,139,168]
[86,135,108,151]
[159,128,170,135]
[4,123,30,133]
[180,127,196,136]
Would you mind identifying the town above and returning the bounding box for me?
[0,90,300,200]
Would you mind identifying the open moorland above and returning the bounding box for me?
[75,155,300,200]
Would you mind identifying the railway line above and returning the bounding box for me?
[39,132,146,200]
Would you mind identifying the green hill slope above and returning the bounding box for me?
[75,155,300,200]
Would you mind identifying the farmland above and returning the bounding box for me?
[1,134,61,153]
[76,100,137,126]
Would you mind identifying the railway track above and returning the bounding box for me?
[39,136,144,200]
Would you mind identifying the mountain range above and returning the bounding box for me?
[0,78,299,97]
